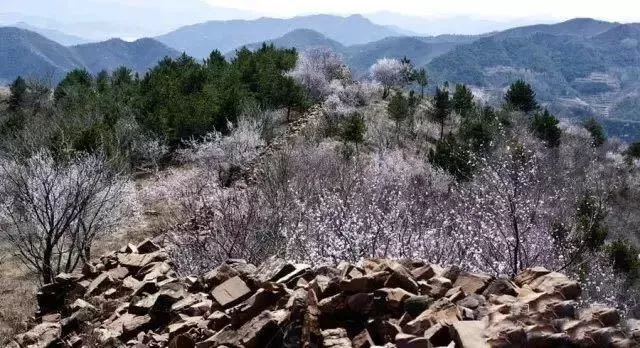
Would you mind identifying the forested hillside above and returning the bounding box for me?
[0,27,178,83]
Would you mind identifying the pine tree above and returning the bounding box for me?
[505,80,538,113]
[531,109,561,147]
[388,91,410,129]
[434,87,451,139]
[452,84,474,117]
[583,117,606,147]
[412,68,428,98]
[8,76,27,111]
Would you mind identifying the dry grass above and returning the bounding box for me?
[0,172,174,344]
[0,248,37,346]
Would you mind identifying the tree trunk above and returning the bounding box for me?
[440,120,445,140]
[287,107,291,122]
[421,85,424,98]
[42,246,53,284]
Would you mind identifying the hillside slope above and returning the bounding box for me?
[72,38,179,74]
[156,14,401,59]
[0,26,84,83]
[0,27,178,83]
[427,21,640,138]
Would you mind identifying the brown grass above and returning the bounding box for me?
[0,172,172,344]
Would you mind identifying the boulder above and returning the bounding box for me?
[384,261,419,294]
[529,272,581,299]
[452,321,488,348]
[482,278,518,297]
[514,267,551,286]
[117,251,167,269]
[15,322,61,348]
[203,264,239,289]
[395,333,430,348]
[211,276,252,308]
[453,272,492,294]
[85,272,115,296]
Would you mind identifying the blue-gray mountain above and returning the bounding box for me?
[156,14,402,59]
[0,27,178,84]
[427,19,640,140]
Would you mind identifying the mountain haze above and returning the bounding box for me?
[157,14,402,59]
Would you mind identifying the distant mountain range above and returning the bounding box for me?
[3,14,640,139]
[0,27,178,84]
[156,14,402,59]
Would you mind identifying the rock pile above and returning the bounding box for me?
[11,242,640,348]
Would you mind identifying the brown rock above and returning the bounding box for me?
[514,267,551,286]
[322,328,353,348]
[85,272,114,296]
[529,272,581,299]
[452,321,488,348]
[169,334,195,348]
[15,322,61,348]
[117,251,167,269]
[384,261,419,294]
[318,293,347,314]
[482,278,518,297]
[137,239,161,254]
[230,287,284,326]
[375,288,413,313]
[347,293,374,314]
[580,306,621,327]
[211,276,252,308]
[201,309,289,348]
[203,264,239,289]
[410,265,435,281]
[122,314,152,335]
[207,311,231,331]
[352,329,375,348]
[395,333,429,348]
[340,271,388,293]
[453,272,492,294]
[404,300,459,335]
[424,323,452,347]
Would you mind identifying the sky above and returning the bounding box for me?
[202,0,640,22]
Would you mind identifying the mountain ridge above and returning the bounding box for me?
[0,27,178,83]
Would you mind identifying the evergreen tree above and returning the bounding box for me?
[388,91,410,129]
[452,84,474,117]
[412,68,428,98]
[8,76,27,111]
[505,80,538,113]
[583,117,606,147]
[429,135,474,181]
[531,109,561,147]
[340,111,367,151]
[434,87,451,139]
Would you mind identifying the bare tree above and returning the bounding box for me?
[0,151,132,284]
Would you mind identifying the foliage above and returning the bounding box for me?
[505,80,539,113]
[412,68,428,97]
[340,112,367,148]
[452,84,474,117]
[583,117,607,147]
[607,239,640,276]
[387,92,410,127]
[429,135,474,181]
[531,109,561,147]
[433,87,452,139]
[8,77,27,112]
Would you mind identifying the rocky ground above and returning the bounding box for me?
[10,240,640,348]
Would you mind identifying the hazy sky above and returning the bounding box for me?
[203,0,639,22]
